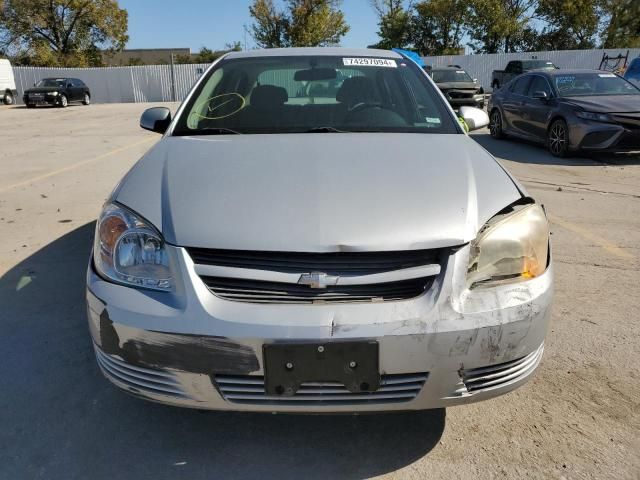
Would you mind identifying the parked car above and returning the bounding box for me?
[624,57,640,87]
[492,59,558,90]
[0,58,18,105]
[88,48,552,413]
[488,69,640,157]
[23,77,91,108]
[430,66,485,109]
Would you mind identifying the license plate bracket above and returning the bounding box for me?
[263,341,380,397]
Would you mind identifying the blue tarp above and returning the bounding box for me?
[392,49,426,68]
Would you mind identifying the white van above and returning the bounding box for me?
[0,59,18,105]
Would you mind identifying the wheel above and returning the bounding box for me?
[82,93,90,105]
[3,91,14,105]
[548,119,569,157]
[58,94,68,108]
[489,109,505,139]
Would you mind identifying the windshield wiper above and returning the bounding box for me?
[199,127,242,135]
[304,126,346,133]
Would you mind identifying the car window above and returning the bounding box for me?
[36,78,66,88]
[174,55,458,135]
[554,73,640,96]
[511,76,531,95]
[431,69,473,83]
[527,76,552,97]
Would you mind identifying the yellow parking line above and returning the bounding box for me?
[0,137,155,193]
[549,214,634,259]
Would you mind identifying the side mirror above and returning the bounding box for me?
[532,91,549,101]
[458,106,490,131]
[140,107,172,134]
[473,78,478,83]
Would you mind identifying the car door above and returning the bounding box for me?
[502,75,532,136]
[521,75,555,140]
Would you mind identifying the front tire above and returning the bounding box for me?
[548,119,569,157]
[489,109,505,139]
[3,91,14,105]
[58,94,68,108]
[82,93,90,105]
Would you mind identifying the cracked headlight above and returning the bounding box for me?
[467,203,549,288]
[93,203,172,291]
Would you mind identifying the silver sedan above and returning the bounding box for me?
[87,48,552,413]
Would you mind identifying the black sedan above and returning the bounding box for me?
[488,69,640,157]
[430,66,485,109]
[23,78,91,108]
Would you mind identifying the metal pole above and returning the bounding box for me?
[170,52,177,102]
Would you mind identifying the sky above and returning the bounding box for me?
[119,0,381,52]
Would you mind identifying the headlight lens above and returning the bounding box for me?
[467,203,549,288]
[93,203,172,291]
[48,91,59,96]
[575,111,613,122]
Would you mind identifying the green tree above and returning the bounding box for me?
[600,0,640,48]
[370,0,412,49]
[249,0,349,48]
[466,0,536,53]
[410,0,468,55]
[0,0,128,67]
[535,0,599,50]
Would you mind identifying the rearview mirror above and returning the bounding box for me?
[532,91,549,100]
[140,107,172,134]
[458,106,490,131]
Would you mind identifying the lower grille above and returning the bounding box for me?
[95,347,189,399]
[201,276,434,304]
[615,132,640,150]
[215,373,428,406]
[460,344,544,393]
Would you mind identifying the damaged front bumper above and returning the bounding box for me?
[86,244,553,412]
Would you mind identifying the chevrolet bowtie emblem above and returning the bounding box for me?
[298,272,340,289]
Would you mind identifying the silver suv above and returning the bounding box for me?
[87,48,552,413]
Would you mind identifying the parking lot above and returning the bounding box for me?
[1,103,638,479]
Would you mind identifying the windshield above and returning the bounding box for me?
[173,55,457,135]
[554,73,640,96]
[431,69,473,83]
[527,61,557,70]
[36,79,66,88]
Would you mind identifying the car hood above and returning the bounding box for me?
[24,87,62,94]
[436,82,479,91]
[562,95,640,113]
[114,134,522,252]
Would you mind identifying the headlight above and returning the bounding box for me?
[93,203,172,291]
[575,111,613,122]
[47,91,59,96]
[467,203,549,289]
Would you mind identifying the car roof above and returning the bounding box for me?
[225,47,402,60]
[533,69,618,77]
[431,66,466,71]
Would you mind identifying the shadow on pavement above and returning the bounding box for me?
[472,132,640,166]
[0,222,445,480]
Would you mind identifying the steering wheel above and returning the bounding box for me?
[348,102,383,113]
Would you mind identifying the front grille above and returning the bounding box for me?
[95,347,189,399]
[188,248,444,304]
[460,344,544,393]
[187,248,440,275]
[215,373,428,405]
[447,91,474,99]
[201,276,434,304]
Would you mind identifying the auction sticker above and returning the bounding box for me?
[343,58,397,68]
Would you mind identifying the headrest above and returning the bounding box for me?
[251,85,288,109]
[336,77,377,106]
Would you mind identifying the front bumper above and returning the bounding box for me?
[445,94,485,109]
[23,94,59,106]
[87,244,553,412]
[571,119,640,152]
